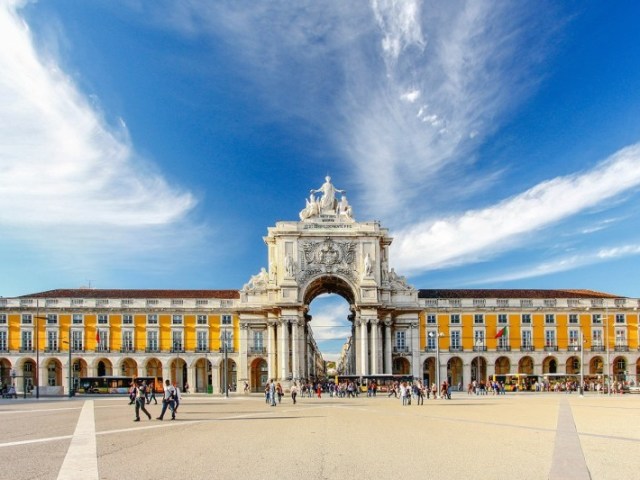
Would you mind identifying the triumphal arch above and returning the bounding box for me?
[238,177,421,385]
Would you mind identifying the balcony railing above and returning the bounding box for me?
[95,347,110,353]
[44,347,60,353]
[591,345,605,352]
[0,348,9,353]
[145,347,159,353]
[393,346,410,354]
[19,347,34,353]
[218,347,235,353]
[496,346,511,352]
[544,345,558,352]
[614,345,629,352]
[120,347,135,353]
[520,345,535,352]
[567,345,581,352]
[170,347,185,353]
[249,347,267,355]
[449,346,463,352]
[473,346,487,352]
[424,347,437,353]
[71,348,85,353]
[195,347,210,353]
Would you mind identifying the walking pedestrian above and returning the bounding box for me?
[156,379,177,420]
[291,382,298,404]
[147,382,158,405]
[269,379,277,407]
[134,381,152,422]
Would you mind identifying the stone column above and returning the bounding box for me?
[463,361,471,389]
[360,318,369,376]
[411,322,421,379]
[279,319,290,380]
[267,320,277,380]
[187,363,196,395]
[370,319,379,375]
[162,365,171,389]
[384,319,392,374]
[291,319,300,381]
[238,322,249,384]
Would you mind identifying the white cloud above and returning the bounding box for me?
[476,243,640,284]
[309,298,352,342]
[393,144,640,274]
[401,89,421,103]
[0,4,196,240]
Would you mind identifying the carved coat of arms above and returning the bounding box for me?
[298,238,356,282]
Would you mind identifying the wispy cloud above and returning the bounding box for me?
[0,4,196,253]
[477,243,640,284]
[393,144,640,274]
[132,1,550,221]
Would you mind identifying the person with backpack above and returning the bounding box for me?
[134,381,152,422]
[156,379,177,420]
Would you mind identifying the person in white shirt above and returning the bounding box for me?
[156,379,177,421]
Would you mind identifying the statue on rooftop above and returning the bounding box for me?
[310,176,345,211]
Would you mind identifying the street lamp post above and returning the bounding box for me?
[68,325,73,398]
[223,326,229,398]
[35,301,40,399]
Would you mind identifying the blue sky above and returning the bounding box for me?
[2,1,640,360]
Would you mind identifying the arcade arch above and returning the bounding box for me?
[194,358,212,393]
[518,356,534,375]
[566,356,580,375]
[44,358,62,387]
[495,356,510,375]
[543,357,558,374]
[471,356,486,382]
[95,358,113,377]
[250,358,268,393]
[447,357,463,386]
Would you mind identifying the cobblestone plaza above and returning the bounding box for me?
[0,392,639,480]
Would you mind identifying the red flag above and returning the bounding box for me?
[96,330,101,343]
[495,326,507,339]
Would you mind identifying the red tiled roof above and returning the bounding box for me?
[19,289,240,299]
[417,289,621,299]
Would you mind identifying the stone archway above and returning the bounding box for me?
[238,177,421,386]
[518,356,534,374]
[194,358,212,393]
[423,357,436,386]
[612,356,627,381]
[145,358,162,378]
[119,357,138,377]
[392,357,410,375]
[44,358,62,387]
[220,358,237,392]
[543,356,558,374]
[0,358,11,385]
[495,356,511,375]
[471,356,486,382]
[170,358,187,389]
[566,356,580,375]
[590,356,604,375]
[95,358,113,377]
[250,358,268,393]
[447,357,463,388]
